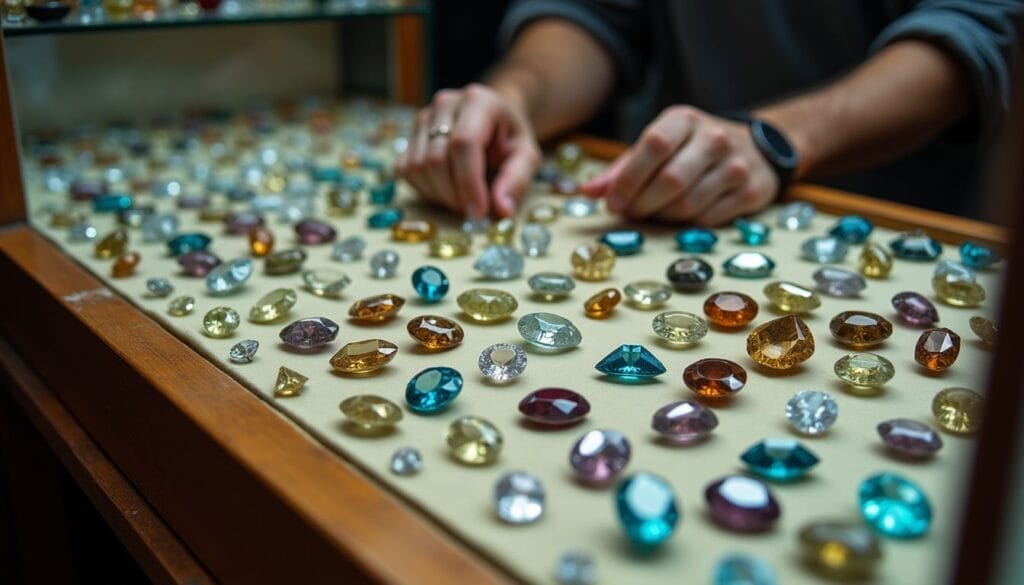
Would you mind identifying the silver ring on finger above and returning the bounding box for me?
[428,124,451,139]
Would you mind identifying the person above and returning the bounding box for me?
[396,1,1022,224]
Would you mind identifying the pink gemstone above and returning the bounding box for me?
[877,418,943,457]
[279,317,340,349]
[69,179,105,201]
[891,292,939,326]
[519,388,590,426]
[295,219,337,245]
[224,211,265,235]
[178,251,221,277]
[651,400,718,443]
[705,475,780,532]
[570,429,630,485]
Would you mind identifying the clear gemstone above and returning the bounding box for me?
[813,266,866,297]
[520,223,552,257]
[554,551,596,585]
[478,343,528,382]
[652,311,708,344]
[723,252,775,278]
[740,438,819,480]
[563,196,598,217]
[776,201,814,230]
[332,235,367,261]
[202,307,241,338]
[785,390,838,435]
[615,473,678,549]
[528,203,561,224]
[228,339,259,363]
[519,388,590,425]
[493,471,545,524]
[462,217,491,235]
[205,258,253,295]
[801,236,849,263]
[474,245,525,279]
[302,269,351,298]
[141,213,179,242]
[714,554,777,585]
[389,447,423,476]
[517,312,582,350]
[528,272,576,300]
[369,249,400,278]
[406,366,463,413]
[146,277,174,298]
[623,280,672,308]
[877,419,943,457]
[446,416,503,465]
[167,296,195,317]
[279,317,340,349]
[859,472,932,537]
[651,400,718,443]
[705,475,781,532]
[595,345,666,380]
[570,429,630,485]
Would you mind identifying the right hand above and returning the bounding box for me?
[395,83,541,218]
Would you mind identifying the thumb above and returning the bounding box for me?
[491,142,540,217]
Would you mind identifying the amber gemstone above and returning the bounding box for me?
[392,219,437,242]
[94,228,128,259]
[746,315,815,370]
[915,327,961,372]
[703,292,758,327]
[111,252,140,277]
[828,311,893,347]
[248,225,275,257]
[348,293,405,322]
[584,288,622,319]
[330,339,399,374]
[683,358,747,398]
[406,315,464,350]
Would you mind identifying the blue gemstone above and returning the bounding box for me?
[595,344,666,380]
[93,194,133,212]
[599,229,644,256]
[776,201,814,231]
[405,367,463,414]
[735,219,771,245]
[934,259,976,282]
[167,233,212,256]
[675,228,718,253]
[800,236,849,263]
[858,472,932,538]
[369,180,397,206]
[615,472,679,549]
[829,215,874,243]
[714,554,777,585]
[959,240,1000,270]
[367,207,403,229]
[740,438,819,480]
[889,230,942,261]
[411,265,449,302]
[205,258,253,295]
[313,167,343,183]
[723,252,775,278]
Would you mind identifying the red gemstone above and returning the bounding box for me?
[518,388,590,426]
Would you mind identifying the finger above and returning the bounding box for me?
[606,109,696,213]
[657,157,749,222]
[449,89,499,218]
[491,141,541,217]
[404,109,448,207]
[692,184,769,226]
[422,91,461,211]
[581,152,630,198]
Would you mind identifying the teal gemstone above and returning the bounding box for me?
[595,344,666,380]
[714,554,777,585]
[723,252,776,278]
[735,219,770,245]
[615,472,679,550]
[959,240,1000,269]
[599,229,644,256]
[405,366,463,414]
[369,180,397,205]
[167,233,212,256]
[889,230,942,261]
[367,207,403,229]
[858,472,932,538]
[411,265,449,302]
[740,438,819,480]
[829,215,874,244]
[361,157,387,171]
[313,167,343,182]
[93,194,133,212]
[205,258,253,295]
[675,228,718,253]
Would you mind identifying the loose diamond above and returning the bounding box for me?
[959,240,1000,269]
[554,551,596,585]
[859,242,893,278]
[666,257,714,291]
[389,447,423,476]
[735,218,771,245]
[623,280,672,309]
[723,252,775,278]
[599,229,644,255]
[570,429,631,485]
[675,228,718,252]
[740,438,819,480]
[517,312,582,350]
[518,388,590,425]
[829,215,873,243]
[801,236,849,263]
[746,315,815,370]
[249,288,297,323]
[834,353,895,389]
[890,230,942,260]
[595,345,666,380]
[704,291,759,327]
[705,475,780,532]
[583,288,622,319]
[406,367,463,413]
[68,222,98,242]
[683,358,747,398]
[332,235,367,261]
[279,317,340,349]
[813,266,866,297]
[474,245,525,280]
[891,291,940,326]
[411,265,449,302]
[932,387,983,434]
[799,520,882,579]
[330,339,399,373]
[776,201,814,230]
[340,395,403,430]
[915,327,960,371]
[446,416,503,465]
[651,400,718,443]
[146,277,174,298]
[479,343,528,382]
[714,554,777,585]
[457,288,518,322]
[494,471,545,524]
[520,223,552,257]
[369,249,400,278]
[349,293,405,322]
[877,419,943,457]
[406,315,464,350]
[785,390,838,435]
[859,473,932,537]
[429,230,472,258]
[829,311,893,347]
[167,295,195,316]
[228,339,259,363]
[762,281,820,313]
[616,473,678,549]
[302,269,351,298]
[202,307,241,338]
[274,366,308,397]
[528,272,576,300]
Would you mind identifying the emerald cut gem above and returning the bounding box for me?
[740,438,819,480]
[615,472,678,550]
[858,472,932,538]
[595,344,666,380]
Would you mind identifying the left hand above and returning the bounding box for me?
[581,105,779,225]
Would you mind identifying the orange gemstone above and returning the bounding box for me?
[828,311,893,347]
[703,292,759,327]
[330,339,399,373]
[348,293,406,322]
[392,219,437,243]
[683,358,747,398]
[249,225,275,257]
[406,315,464,350]
[111,252,140,277]
[584,288,622,319]
[915,327,961,372]
[746,315,816,370]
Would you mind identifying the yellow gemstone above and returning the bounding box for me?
[349,293,406,322]
[584,288,621,319]
[652,311,708,344]
[969,315,997,345]
[274,366,308,397]
[763,281,821,313]
[392,219,437,242]
[571,243,616,281]
[167,295,195,316]
[833,353,895,389]
[94,228,128,259]
[429,230,472,258]
[446,415,503,465]
[406,315,465,350]
[746,315,815,370]
[488,218,516,245]
[202,306,241,338]
[798,520,882,579]
[932,276,986,307]
[456,288,518,322]
[50,208,87,227]
[341,153,361,170]
[339,395,403,430]
[249,225,275,257]
[301,269,351,298]
[858,242,893,278]
[326,187,358,216]
[248,288,297,323]
[111,251,140,278]
[932,387,984,434]
[263,170,287,193]
[264,248,307,275]
[527,203,561,224]
[555,142,584,173]
[330,339,399,373]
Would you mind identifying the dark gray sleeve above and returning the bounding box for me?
[497,0,647,91]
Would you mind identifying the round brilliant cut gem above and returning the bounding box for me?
[665,257,714,291]
[274,366,308,397]
[703,291,758,327]
[813,266,866,297]
[457,288,518,322]
[202,306,240,338]
[411,265,450,302]
[746,315,815,370]
[723,252,775,278]
[858,472,932,537]
[554,551,596,585]
[206,258,253,295]
[479,343,528,382]
[683,358,747,398]
[391,218,437,242]
[623,280,672,309]
[518,312,582,350]
[302,269,351,298]
[762,281,820,313]
[735,218,771,245]
[675,227,717,252]
[829,215,874,243]
[474,245,525,280]
[785,390,838,435]
[595,344,666,380]
[828,310,893,347]
[520,223,552,257]
[178,251,221,277]
[877,419,943,457]
[859,242,893,278]
[446,416,503,465]
[959,240,1000,269]
[264,248,307,275]
[914,327,960,371]
[339,395,403,430]
[713,554,777,585]
[801,235,849,263]
[705,475,780,532]
[528,272,576,300]
[369,249,400,278]
[406,366,463,413]
[651,400,718,443]
[599,229,644,255]
[570,429,631,485]
[228,339,259,363]
[146,277,174,298]
[776,201,814,230]
[389,447,423,476]
[615,472,678,549]
[890,229,942,260]
[493,471,546,524]
[519,388,590,425]
[652,311,708,344]
[349,293,405,322]
[330,339,398,374]
[969,315,997,345]
[429,230,472,258]
[740,438,819,480]
[891,291,939,326]
[332,235,367,261]
[571,243,616,281]
[248,288,297,323]
[932,387,984,434]
[279,317,340,349]
[406,315,464,350]
[167,296,195,317]
[833,353,895,389]
[798,520,882,578]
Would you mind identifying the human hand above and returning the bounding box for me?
[395,83,542,219]
[581,106,779,225]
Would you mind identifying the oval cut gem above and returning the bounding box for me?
[583,288,622,319]
[763,281,820,313]
[206,258,254,295]
[279,317,339,349]
[264,248,307,275]
[570,429,631,485]
[367,207,403,229]
[622,280,672,309]
[333,236,367,261]
[249,288,297,323]
[616,473,679,549]
[834,353,895,388]
[392,218,437,242]
[411,265,449,302]
[675,228,718,252]
[891,292,939,326]
[683,358,747,398]
[959,240,1000,269]
[595,345,666,380]
[111,252,140,277]
[735,218,771,245]
[249,225,274,257]
[877,419,943,457]
[740,438,819,480]
[349,293,405,322]
[665,257,714,291]
[518,312,582,350]
[429,230,472,258]
[302,269,351,298]
[746,315,815,370]
[370,249,400,278]
[932,277,986,307]
[167,232,211,256]
[914,327,961,371]
[446,416,503,465]
[599,229,644,255]
[799,520,882,579]
[406,315,464,350]
[829,311,893,347]
[723,252,775,278]
[224,211,264,235]
[294,218,336,244]
[406,367,463,413]
[571,243,616,281]
[651,400,718,443]
[932,387,983,434]
[704,291,758,327]
[521,224,552,257]
[858,472,932,537]
[801,235,849,263]
[518,388,590,426]
[705,475,781,532]
[339,395,403,430]
[828,215,874,243]
[890,230,942,260]
[457,288,518,322]
[813,266,866,297]
[330,339,398,373]
[776,201,814,230]
[474,245,525,280]
[528,272,576,300]
[494,471,545,524]
[178,251,221,277]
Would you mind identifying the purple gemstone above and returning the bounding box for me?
[519,388,591,426]
[877,418,943,457]
[69,179,105,201]
[569,429,630,485]
[178,251,222,277]
[178,195,209,209]
[224,211,265,235]
[705,476,780,532]
[295,219,337,245]
[651,400,719,443]
[279,317,340,349]
[891,292,939,326]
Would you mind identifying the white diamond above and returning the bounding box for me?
[389,447,423,476]
[228,339,259,364]
[332,236,367,261]
[369,249,400,278]
[623,280,672,308]
[520,223,552,257]
[785,390,838,435]
[776,201,814,230]
[478,343,528,382]
[494,471,545,524]
[555,551,596,585]
[474,245,525,280]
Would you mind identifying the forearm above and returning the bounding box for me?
[757,39,974,181]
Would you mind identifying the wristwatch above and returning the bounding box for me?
[723,112,800,193]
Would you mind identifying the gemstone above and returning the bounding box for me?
[786,390,838,435]
[457,289,518,322]
[518,313,583,350]
[206,258,254,295]
[167,296,195,316]
[915,327,961,371]
[798,520,882,578]
[652,311,708,344]
[813,266,866,297]
[224,211,264,235]
[891,292,940,326]
[429,230,472,258]
[570,429,631,485]
[858,472,932,537]
[446,416,503,465]
[829,215,874,243]
[877,419,943,457]
[556,141,584,172]
[735,218,771,245]
[969,315,997,345]
[326,187,358,216]
[299,269,349,298]
[488,218,516,244]
[623,281,672,309]
[528,203,561,224]
[741,438,819,480]
[178,251,221,277]
[369,180,396,205]
[683,358,747,398]
[294,218,336,245]
[228,339,259,363]
[859,242,894,278]
[563,196,598,218]
[723,252,775,278]
[651,400,718,443]
[93,194,132,212]
[248,225,275,257]
[705,475,780,532]
[599,229,644,255]
[519,388,590,425]
[264,248,307,275]
[68,223,98,242]
[370,249,400,278]
[571,243,616,281]
[932,276,986,307]
[367,207,403,228]
[616,473,678,549]
[829,311,893,347]
[583,288,622,319]
[762,281,820,313]
[776,201,814,230]
[528,272,576,300]
[474,245,525,280]
[117,207,153,229]
[675,228,718,252]
[932,387,984,434]
[202,307,240,338]
[411,266,449,302]
[330,339,398,373]
[462,217,492,235]
[248,288,297,323]
[146,277,174,298]
[274,366,308,397]
[554,551,596,585]
[405,366,463,413]
[340,395,403,430]
[714,555,777,585]
[834,353,895,388]
[959,240,1000,269]
[595,345,666,380]
[934,259,976,282]
[479,343,528,382]
[392,218,437,242]
[332,235,367,261]
[111,252,140,277]
[279,317,339,349]
[801,236,849,263]
[140,214,178,244]
[167,233,211,256]
[493,471,545,524]
[746,315,815,369]
[389,447,423,476]
[704,292,759,327]
[406,315,464,350]
[665,257,714,291]
[890,230,942,260]
[520,223,552,257]
[94,229,128,259]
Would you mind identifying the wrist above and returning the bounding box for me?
[486,63,543,125]
[754,107,813,181]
